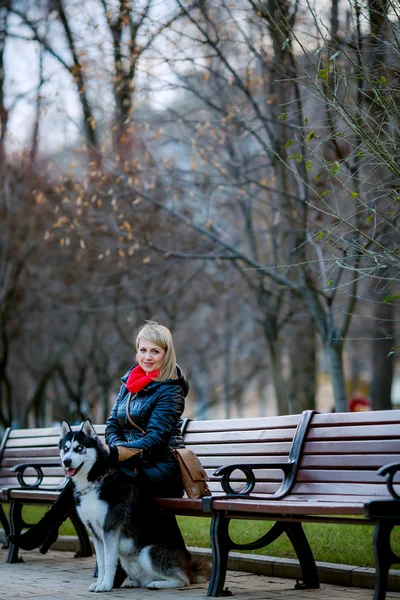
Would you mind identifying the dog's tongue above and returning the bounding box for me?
[66,468,78,477]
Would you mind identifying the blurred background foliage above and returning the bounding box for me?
[0,0,399,430]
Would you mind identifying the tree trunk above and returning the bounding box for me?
[370,278,394,410]
[0,4,8,166]
[267,341,287,415]
[57,0,100,164]
[287,312,317,413]
[101,384,111,424]
[328,341,348,412]
[189,357,210,419]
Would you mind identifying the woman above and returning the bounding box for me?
[9,321,188,564]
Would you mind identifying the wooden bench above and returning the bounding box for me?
[1,410,400,600]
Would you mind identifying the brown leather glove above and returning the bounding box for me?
[116,446,142,462]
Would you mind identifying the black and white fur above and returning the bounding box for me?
[59,419,208,593]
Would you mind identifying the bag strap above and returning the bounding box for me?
[126,393,146,434]
[126,395,191,440]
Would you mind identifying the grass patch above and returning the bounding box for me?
[2,504,399,568]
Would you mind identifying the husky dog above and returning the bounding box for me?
[59,419,208,593]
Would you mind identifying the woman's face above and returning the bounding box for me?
[136,338,166,374]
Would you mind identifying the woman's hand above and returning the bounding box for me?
[102,443,119,463]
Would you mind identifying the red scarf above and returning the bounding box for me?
[126,364,160,393]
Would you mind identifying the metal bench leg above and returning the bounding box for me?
[373,520,397,600]
[0,504,10,548]
[7,501,24,563]
[208,513,233,597]
[69,508,92,558]
[285,522,319,589]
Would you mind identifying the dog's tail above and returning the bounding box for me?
[189,556,211,584]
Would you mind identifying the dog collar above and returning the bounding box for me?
[76,470,112,496]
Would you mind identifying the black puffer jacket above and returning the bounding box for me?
[105,364,188,493]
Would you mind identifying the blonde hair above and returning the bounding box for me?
[135,321,177,381]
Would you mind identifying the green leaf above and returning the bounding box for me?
[326,280,334,286]
[365,215,373,223]
[288,153,303,162]
[279,113,287,122]
[284,139,294,148]
[383,294,393,303]
[318,67,329,82]
[316,231,324,240]
[306,131,315,143]
[306,160,312,171]
[351,192,359,197]
[379,75,387,84]
[331,161,340,175]
[321,190,330,197]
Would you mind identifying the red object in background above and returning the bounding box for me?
[349,396,371,412]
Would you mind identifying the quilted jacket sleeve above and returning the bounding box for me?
[112,385,184,459]
[105,383,127,447]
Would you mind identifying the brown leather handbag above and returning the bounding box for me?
[171,447,211,499]
[176,417,212,499]
[125,395,211,499]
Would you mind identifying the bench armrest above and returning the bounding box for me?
[10,462,66,490]
[377,462,400,500]
[214,461,294,497]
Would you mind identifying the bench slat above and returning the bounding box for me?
[291,481,387,496]
[184,429,297,444]
[312,411,400,426]
[7,425,106,438]
[187,442,293,455]
[301,454,400,468]
[207,498,367,515]
[307,423,400,440]
[2,478,65,487]
[296,469,388,484]
[303,440,400,454]
[0,467,64,478]
[5,435,104,449]
[185,415,301,433]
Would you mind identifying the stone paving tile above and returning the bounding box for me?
[1,549,400,600]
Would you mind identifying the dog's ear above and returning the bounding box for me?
[60,421,72,439]
[80,418,97,439]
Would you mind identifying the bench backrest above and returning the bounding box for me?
[184,414,305,495]
[2,410,399,503]
[290,410,400,503]
[0,415,304,497]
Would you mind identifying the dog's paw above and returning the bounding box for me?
[147,581,163,589]
[94,581,113,592]
[88,582,97,592]
[122,579,140,588]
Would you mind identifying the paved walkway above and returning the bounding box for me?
[1,548,400,600]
